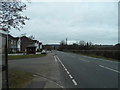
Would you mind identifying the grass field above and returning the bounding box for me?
[8,70,34,88]
[8,54,46,60]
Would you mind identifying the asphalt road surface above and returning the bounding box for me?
[8,53,62,88]
[53,50,119,88]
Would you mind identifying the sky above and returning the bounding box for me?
[10,1,118,45]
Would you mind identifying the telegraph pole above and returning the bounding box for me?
[66,38,67,45]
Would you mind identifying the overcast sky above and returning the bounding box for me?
[10,1,118,45]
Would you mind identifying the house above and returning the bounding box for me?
[17,37,21,52]
[33,40,40,51]
[19,36,43,53]
[20,36,35,52]
[8,34,43,54]
[39,42,43,51]
[20,36,43,54]
[8,34,18,53]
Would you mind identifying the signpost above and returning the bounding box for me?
[0,29,9,89]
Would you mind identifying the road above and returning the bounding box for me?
[53,50,119,88]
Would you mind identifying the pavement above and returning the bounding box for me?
[8,52,63,88]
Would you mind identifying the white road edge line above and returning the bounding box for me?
[54,56,57,62]
[67,71,70,74]
[69,75,73,79]
[72,79,78,85]
[99,65,120,73]
[56,55,78,86]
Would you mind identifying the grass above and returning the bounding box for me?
[80,53,119,62]
[63,51,119,62]
[8,70,34,88]
[8,54,46,60]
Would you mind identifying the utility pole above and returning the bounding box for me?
[66,38,67,45]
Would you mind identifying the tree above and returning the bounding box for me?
[79,41,86,46]
[58,40,66,50]
[29,35,35,40]
[60,40,66,46]
[0,0,29,31]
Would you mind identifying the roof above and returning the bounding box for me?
[33,40,39,43]
[8,34,18,40]
[8,34,42,44]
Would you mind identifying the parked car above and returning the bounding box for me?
[41,50,47,54]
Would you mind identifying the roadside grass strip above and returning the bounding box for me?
[55,55,78,86]
[8,54,46,60]
[8,70,34,88]
[63,51,119,62]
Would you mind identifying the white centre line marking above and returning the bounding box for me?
[54,56,57,62]
[99,65,120,73]
[65,68,68,71]
[80,59,90,63]
[72,79,78,85]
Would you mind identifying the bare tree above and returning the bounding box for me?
[60,40,66,46]
[29,35,35,40]
[0,0,29,31]
[79,41,86,46]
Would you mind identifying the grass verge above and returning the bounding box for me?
[8,70,34,88]
[63,51,119,62]
[8,54,46,60]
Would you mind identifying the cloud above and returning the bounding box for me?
[22,0,119,2]
[10,2,118,45]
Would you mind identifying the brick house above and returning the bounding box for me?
[20,36,35,52]
[20,36,42,52]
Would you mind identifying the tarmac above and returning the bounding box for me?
[8,52,64,89]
